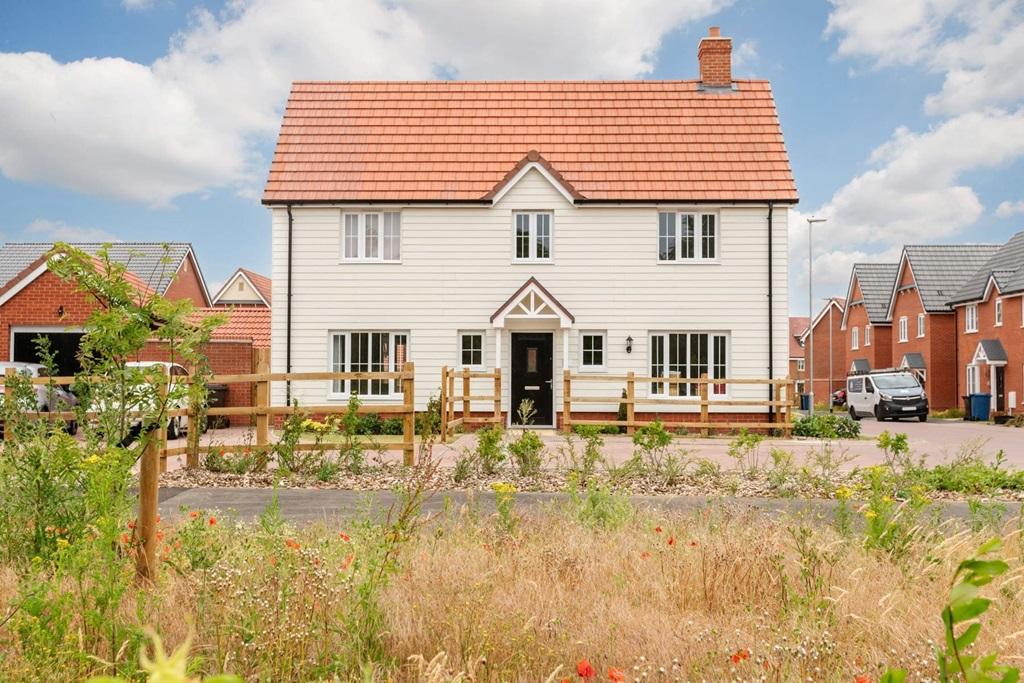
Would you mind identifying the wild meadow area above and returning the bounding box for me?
[0,246,1022,682]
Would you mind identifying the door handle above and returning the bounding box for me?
[544,380,552,385]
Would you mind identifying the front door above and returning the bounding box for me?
[995,366,1006,412]
[510,332,554,426]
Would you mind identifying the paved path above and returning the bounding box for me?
[158,487,1021,525]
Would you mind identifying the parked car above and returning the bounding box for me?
[831,388,847,407]
[94,361,190,441]
[0,362,80,435]
[846,370,928,422]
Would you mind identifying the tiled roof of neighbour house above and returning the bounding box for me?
[789,317,809,358]
[948,231,1024,304]
[191,307,271,348]
[239,269,272,304]
[899,245,1001,314]
[263,80,798,204]
[850,263,899,323]
[0,242,194,295]
[213,268,272,306]
[799,298,846,342]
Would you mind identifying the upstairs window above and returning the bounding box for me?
[898,317,908,343]
[865,324,872,347]
[851,327,860,350]
[995,298,1003,326]
[796,359,805,372]
[342,212,401,262]
[966,304,978,332]
[658,212,718,262]
[513,212,552,261]
[917,313,925,338]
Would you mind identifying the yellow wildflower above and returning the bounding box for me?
[834,486,852,501]
[490,482,517,494]
[864,510,878,520]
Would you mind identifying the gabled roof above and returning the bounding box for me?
[789,317,808,358]
[212,268,272,306]
[948,231,1024,305]
[491,277,574,328]
[887,244,1001,317]
[898,352,926,370]
[799,298,845,343]
[0,252,155,307]
[263,80,798,204]
[972,339,1008,364]
[841,263,898,327]
[0,242,196,296]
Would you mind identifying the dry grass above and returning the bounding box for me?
[1,502,1023,682]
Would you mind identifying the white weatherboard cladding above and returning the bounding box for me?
[270,169,790,413]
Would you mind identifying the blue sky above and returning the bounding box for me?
[1,0,1022,305]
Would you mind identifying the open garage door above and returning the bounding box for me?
[11,330,85,377]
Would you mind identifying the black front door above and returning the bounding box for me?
[510,332,553,426]
[995,366,1006,412]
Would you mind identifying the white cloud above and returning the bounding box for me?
[0,0,729,206]
[995,199,1024,218]
[26,218,120,242]
[732,40,758,72]
[122,0,155,10]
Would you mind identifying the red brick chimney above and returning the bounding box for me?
[698,26,732,88]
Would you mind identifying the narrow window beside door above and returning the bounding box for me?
[459,331,484,369]
[579,331,606,370]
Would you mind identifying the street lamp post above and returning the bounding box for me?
[806,217,827,416]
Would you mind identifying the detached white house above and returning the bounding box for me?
[263,27,798,427]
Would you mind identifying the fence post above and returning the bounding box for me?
[2,367,13,444]
[562,369,571,434]
[447,369,455,436]
[254,347,270,449]
[402,362,415,466]
[626,371,636,436]
[785,378,794,437]
[773,380,782,435]
[135,428,160,584]
[158,364,169,474]
[699,373,709,437]
[493,368,502,427]
[439,366,448,442]
[462,367,470,425]
[186,385,200,469]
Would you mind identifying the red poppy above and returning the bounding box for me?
[576,659,596,679]
[155,530,164,542]
[667,536,675,546]
[208,516,217,526]
[654,526,663,533]
[854,676,871,683]
[127,520,136,530]
[608,667,625,682]
[339,532,350,542]
[561,679,570,683]
[189,510,199,519]
[729,649,750,665]
[119,533,130,545]
[285,538,301,550]
[342,554,354,570]
[640,551,651,560]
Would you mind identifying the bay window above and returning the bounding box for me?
[650,332,728,397]
[329,331,409,398]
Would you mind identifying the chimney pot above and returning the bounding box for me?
[698,26,732,88]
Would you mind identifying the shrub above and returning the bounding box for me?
[203,446,270,474]
[632,420,686,485]
[793,413,860,439]
[564,426,605,483]
[418,394,442,436]
[381,417,404,436]
[726,428,763,475]
[475,426,506,476]
[508,429,545,477]
[358,412,383,435]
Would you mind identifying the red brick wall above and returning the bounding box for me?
[163,254,209,306]
[807,304,846,403]
[956,292,1024,413]
[788,359,805,390]
[698,34,732,87]
[0,270,94,361]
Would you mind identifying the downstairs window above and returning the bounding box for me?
[329,331,409,398]
[650,332,728,397]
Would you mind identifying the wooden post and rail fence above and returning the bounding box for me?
[439,366,503,442]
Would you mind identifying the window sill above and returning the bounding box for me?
[656,259,720,265]
[327,394,402,403]
[511,259,553,265]
[577,366,607,374]
[965,330,978,334]
[458,365,486,372]
[338,259,403,265]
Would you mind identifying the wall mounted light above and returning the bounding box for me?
[56,305,65,320]
[625,336,633,354]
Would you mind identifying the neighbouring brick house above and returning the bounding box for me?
[789,316,808,394]
[212,268,271,308]
[947,231,1024,415]
[799,298,845,405]
[885,244,1000,410]
[0,243,211,375]
[841,263,898,374]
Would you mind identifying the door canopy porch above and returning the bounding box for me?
[491,277,574,329]
[972,339,1007,366]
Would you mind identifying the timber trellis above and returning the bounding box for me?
[439,366,502,442]
[562,371,796,437]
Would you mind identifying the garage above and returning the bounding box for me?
[11,328,85,377]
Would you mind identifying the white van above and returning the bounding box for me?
[847,370,929,422]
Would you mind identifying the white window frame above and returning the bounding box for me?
[512,211,553,262]
[994,298,1003,327]
[458,331,485,370]
[327,330,409,400]
[898,317,908,343]
[649,331,729,398]
[341,212,401,263]
[796,359,805,372]
[578,331,607,372]
[865,324,872,347]
[657,211,719,263]
[917,313,925,338]
[851,327,860,350]
[966,365,980,394]
[966,304,979,333]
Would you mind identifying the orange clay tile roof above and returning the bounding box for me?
[192,307,271,348]
[262,80,798,204]
[789,316,809,358]
[238,268,272,304]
